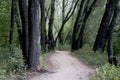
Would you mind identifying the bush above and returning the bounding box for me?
[113,37,120,55]
[1,45,25,72]
[0,45,27,80]
[93,63,120,80]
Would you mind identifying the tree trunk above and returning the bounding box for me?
[71,0,87,51]
[76,0,97,49]
[108,1,119,65]
[40,0,47,52]
[9,0,16,44]
[48,0,55,50]
[93,0,115,52]
[15,3,23,49]
[28,0,40,70]
[55,0,79,43]
[59,0,65,44]
[18,0,29,61]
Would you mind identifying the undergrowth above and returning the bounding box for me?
[93,63,120,80]
[70,44,120,80]
[0,44,54,80]
[72,45,108,67]
[56,44,71,51]
[0,45,27,80]
[40,51,54,70]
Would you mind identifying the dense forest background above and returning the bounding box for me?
[0,0,120,79]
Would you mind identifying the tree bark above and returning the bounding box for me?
[55,0,79,43]
[108,1,119,65]
[76,0,97,49]
[28,0,40,70]
[71,0,87,51]
[40,0,47,52]
[9,0,16,44]
[48,0,55,50]
[93,0,115,52]
[18,0,29,61]
[58,0,65,44]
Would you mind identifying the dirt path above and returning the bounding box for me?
[29,51,95,80]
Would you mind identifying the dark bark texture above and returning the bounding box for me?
[107,1,119,66]
[71,0,86,51]
[18,0,29,60]
[9,0,16,44]
[93,0,115,52]
[40,0,47,52]
[28,0,40,70]
[71,0,97,51]
[48,0,55,50]
[76,0,97,49]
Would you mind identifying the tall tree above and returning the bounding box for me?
[93,0,115,52]
[107,0,120,66]
[71,0,97,50]
[48,0,56,50]
[71,0,86,51]
[28,0,40,70]
[76,0,98,49]
[58,0,65,44]
[55,0,79,44]
[9,0,16,44]
[18,0,29,61]
[40,0,47,52]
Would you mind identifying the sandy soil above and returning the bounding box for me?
[29,51,95,80]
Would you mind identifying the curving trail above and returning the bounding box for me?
[29,51,95,80]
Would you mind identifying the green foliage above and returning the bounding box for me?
[82,0,107,45]
[0,0,11,47]
[40,52,52,69]
[72,45,108,67]
[56,44,71,51]
[93,63,120,80]
[1,45,24,72]
[113,37,120,55]
[0,68,27,80]
[0,45,27,80]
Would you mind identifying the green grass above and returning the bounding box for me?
[55,44,71,51]
[72,45,108,68]
[40,51,54,69]
[70,44,120,80]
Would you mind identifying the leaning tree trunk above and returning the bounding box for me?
[76,0,97,49]
[48,0,55,50]
[93,0,115,52]
[58,0,65,44]
[75,0,90,49]
[55,0,79,44]
[9,0,16,44]
[40,0,47,52]
[71,0,87,51]
[28,0,40,70]
[18,0,29,61]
